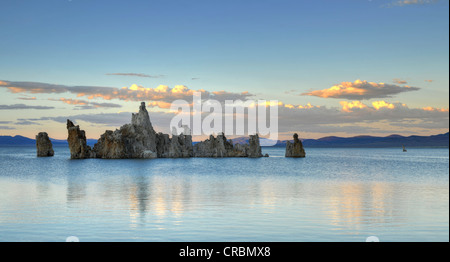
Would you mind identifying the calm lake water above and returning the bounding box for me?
[0,146,448,242]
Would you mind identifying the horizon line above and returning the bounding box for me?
[3,131,449,142]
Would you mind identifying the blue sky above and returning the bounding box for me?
[0,0,448,139]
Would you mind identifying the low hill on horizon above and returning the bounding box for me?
[232,132,449,148]
[300,132,448,148]
[0,132,448,148]
[0,135,97,146]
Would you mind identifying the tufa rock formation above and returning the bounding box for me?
[247,134,263,158]
[285,133,306,157]
[66,102,262,159]
[92,102,193,159]
[93,102,159,159]
[67,102,193,159]
[67,120,95,159]
[36,132,54,157]
[158,132,193,158]
[193,133,263,158]
[193,133,236,157]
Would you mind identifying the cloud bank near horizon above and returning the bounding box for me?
[0,80,254,105]
[301,80,420,100]
[48,98,123,110]
[0,79,447,138]
[13,99,448,138]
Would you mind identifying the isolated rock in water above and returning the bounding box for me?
[285,133,306,158]
[92,102,193,159]
[247,134,263,158]
[67,120,95,159]
[193,133,263,157]
[36,132,54,157]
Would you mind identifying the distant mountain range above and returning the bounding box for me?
[0,136,97,146]
[232,132,449,148]
[0,132,448,148]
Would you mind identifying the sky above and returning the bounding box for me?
[0,0,448,140]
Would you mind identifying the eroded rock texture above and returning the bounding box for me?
[193,133,263,158]
[92,102,193,159]
[66,120,95,159]
[285,133,306,158]
[36,132,54,157]
[66,102,262,159]
[92,102,157,159]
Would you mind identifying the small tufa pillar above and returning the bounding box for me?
[285,133,306,158]
[66,119,95,159]
[36,132,54,157]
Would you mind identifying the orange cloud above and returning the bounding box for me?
[284,104,295,109]
[307,80,367,98]
[155,85,169,93]
[0,80,253,104]
[372,101,396,110]
[338,100,407,112]
[244,100,283,109]
[172,85,191,94]
[263,101,283,107]
[302,79,420,100]
[58,98,88,105]
[283,102,319,109]
[6,86,31,93]
[147,101,175,109]
[340,101,368,112]
[422,106,449,112]
[393,78,407,84]
[297,103,317,109]
[18,96,36,100]
[48,97,122,109]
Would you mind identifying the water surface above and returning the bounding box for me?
[0,146,448,242]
